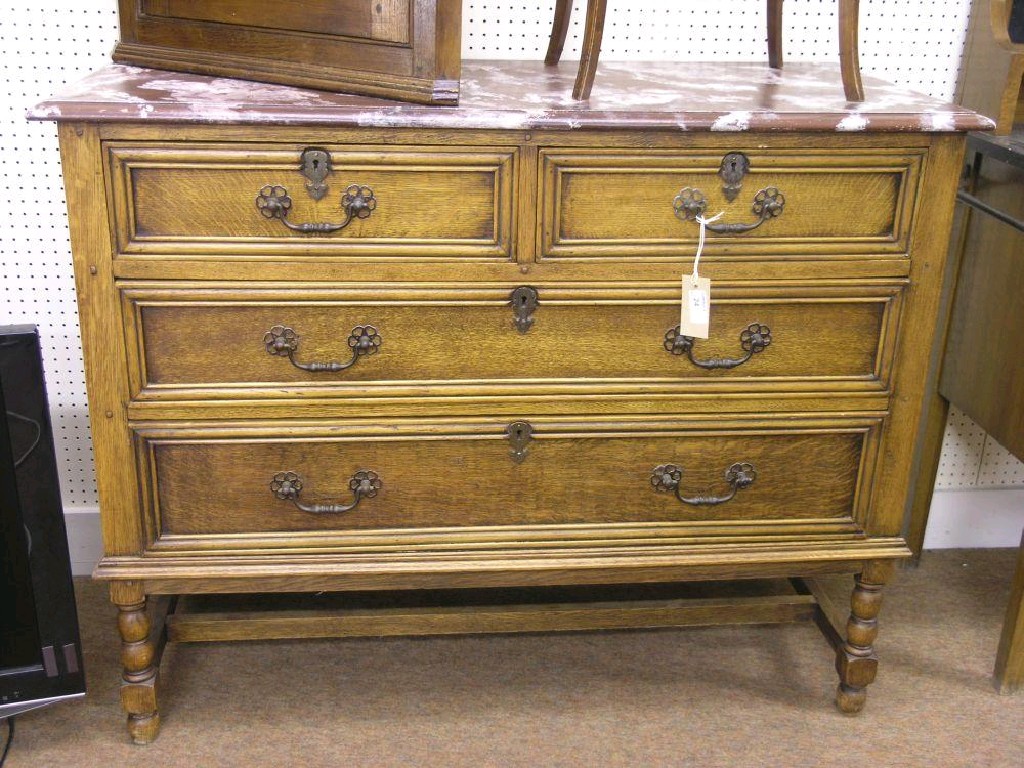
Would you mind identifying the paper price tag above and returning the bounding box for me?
[681,210,717,340]
[680,276,711,339]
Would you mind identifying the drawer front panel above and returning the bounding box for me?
[107,144,516,259]
[138,418,881,546]
[122,283,903,399]
[540,149,922,259]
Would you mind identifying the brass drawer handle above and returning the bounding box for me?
[256,183,376,234]
[673,186,785,234]
[270,470,381,515]
[651,462,757,507]
[664,323,771,370]
[264,324,381,373]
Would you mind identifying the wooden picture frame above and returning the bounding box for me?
[112,1,462,104]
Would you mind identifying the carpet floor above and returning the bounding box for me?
[5,549,1024,767]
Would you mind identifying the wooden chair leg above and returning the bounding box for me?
[839,0,865,101]
[546,0,575,65]
[573,0,608,100]
[767,0,784,69]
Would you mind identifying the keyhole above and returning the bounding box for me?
[730,160,737,172]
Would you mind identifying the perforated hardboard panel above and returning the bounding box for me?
[2,1,1022,509]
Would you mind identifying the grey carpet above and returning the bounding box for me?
[5,549,1024,767]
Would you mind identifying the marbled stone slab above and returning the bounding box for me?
[29,60,993,133]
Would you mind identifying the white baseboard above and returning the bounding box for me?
[63,506,102,577]
[60,488,1024,576]
[923,488,1024,550]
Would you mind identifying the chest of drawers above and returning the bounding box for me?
[32,60,990,743]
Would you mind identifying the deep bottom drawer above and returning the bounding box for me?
[136,416,882,548]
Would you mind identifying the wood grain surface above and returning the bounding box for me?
[139,418,873,537]
[44,64,976,737]
[121,282,900,397]
[109,144,515,259]
[165,591,819,642]
[940,156,1024,459]
[541,148,921,258]
[142,0,412,44]
[114,0,460,104]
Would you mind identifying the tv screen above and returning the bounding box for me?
[0,326,85,718]
[1,470,43,672]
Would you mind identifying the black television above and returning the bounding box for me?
[0,326,85,718]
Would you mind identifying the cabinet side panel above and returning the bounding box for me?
[58,123,144,557]
[868,133,965,537]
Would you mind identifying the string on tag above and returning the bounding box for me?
[691,211,724,285]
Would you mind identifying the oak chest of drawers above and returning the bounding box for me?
[32,60,991,743]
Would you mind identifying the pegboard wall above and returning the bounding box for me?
[464,0,972,98]
[1,0,1022,513]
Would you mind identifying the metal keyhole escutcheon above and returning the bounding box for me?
[511,286,539,334]
[719,152,751,202]
[300,147,332,201]
[506,421,533,463]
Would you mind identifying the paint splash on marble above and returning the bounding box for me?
[836,114,869,131]
[711,111,753,131]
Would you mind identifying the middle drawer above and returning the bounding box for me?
[121,282,904,401]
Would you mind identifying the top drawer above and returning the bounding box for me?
[539,148,923,260]
[105,143,516,260]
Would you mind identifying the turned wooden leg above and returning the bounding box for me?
[111,582,161,744]
[573,0,608,100]
[767,0,784,69]
[546,0,574,65]
[835,560,893,714]
[838,0,865,101]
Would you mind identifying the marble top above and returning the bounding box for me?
[29,60,994,133]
